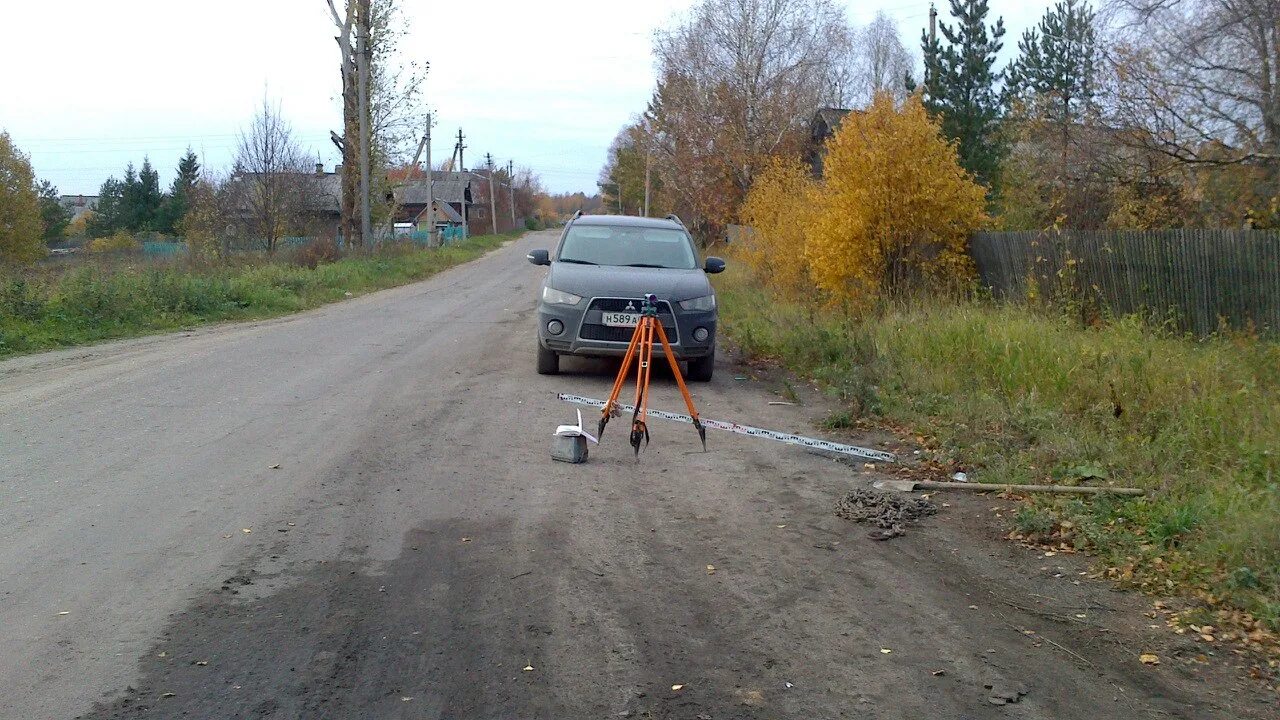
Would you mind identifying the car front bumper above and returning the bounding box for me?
[537,296,716,360]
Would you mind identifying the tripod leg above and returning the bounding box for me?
[600,319,644,439]
[629,317,653,456]
[654,321,707,451]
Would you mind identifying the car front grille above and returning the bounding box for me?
[578,298,680,344]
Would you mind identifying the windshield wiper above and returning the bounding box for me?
[557,258,598,265]
[623,263,668,268]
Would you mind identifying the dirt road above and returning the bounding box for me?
[1,230,1271,719]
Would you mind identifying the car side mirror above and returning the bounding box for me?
[704,256,726,274]
[527,249,551,266]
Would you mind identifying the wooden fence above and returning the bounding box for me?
[970,229,1280,336]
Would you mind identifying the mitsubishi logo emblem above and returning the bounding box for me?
[625,301,637,312]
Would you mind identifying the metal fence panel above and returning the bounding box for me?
[971,229,1280,336]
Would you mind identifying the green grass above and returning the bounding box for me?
[0,233,519,359]
[715,264,1280,630]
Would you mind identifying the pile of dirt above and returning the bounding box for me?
[835,488,937,539]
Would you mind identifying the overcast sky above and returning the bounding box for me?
[5,0,1055,196]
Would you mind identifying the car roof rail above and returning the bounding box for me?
[572,210,583,219]
[665,213,684,226]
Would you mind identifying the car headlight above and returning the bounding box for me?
[542,286,583,306]
[678,294,716,311]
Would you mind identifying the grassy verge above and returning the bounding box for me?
[715,264,1280,634]
[0,233,520,359]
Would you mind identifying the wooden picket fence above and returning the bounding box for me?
[970,229,1280,336]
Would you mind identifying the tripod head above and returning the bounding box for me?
[640,293,659,317]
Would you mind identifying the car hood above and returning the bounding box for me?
[545,263,713,302]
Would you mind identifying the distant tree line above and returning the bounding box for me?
[603,0,1280,235]
[86,150,202,238]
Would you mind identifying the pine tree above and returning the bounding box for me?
[158,149,201,234]
[1005,0,1096,121]
[36,180,71,242]
[87,176,125,238]
[919,0,1006,191]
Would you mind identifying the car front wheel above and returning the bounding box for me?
[686,349,714,382]
[536,341,560,375]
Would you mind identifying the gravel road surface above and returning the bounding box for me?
[1,230,1272,719]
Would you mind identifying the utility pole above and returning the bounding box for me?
[643,154,651,218]
[486,153,498,235]
[424,114,435,246]
[357,0,372,243]
[929,3,937,44]
[507,160,516,230]
[456,128,466,171]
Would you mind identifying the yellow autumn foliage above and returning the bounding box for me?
[805,92,987,310]
[738,157,816,297]
[88,230,140,253]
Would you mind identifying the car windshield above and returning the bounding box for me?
[557,225,697,269]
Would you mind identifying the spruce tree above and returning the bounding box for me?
[136,158,163,231]
[158,149,201,235]
[919,0,1006,191]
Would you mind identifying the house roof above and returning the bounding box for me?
[430,200,464,223]
[395,171,474,206]
[814,107,851,127]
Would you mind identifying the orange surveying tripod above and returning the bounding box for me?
[598,294,707,456]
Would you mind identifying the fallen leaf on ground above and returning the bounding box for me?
[776,524,787,529]
[194,661,208,666]
[880,648,892,654]
[706,565,716,575]
[221,534,232,539]
[401,697,413,701]
[461,537,471,543]
[932,669,946,676]
[523,664,533,671]
[57,611,70,616]
[269,464,280,470]
[241,528,251,534]
[671,684,685,691]
[161,692,175,698]
[1140,653,1160,665]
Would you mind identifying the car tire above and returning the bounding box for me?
[536,341,560,375]
[686,349,714,382]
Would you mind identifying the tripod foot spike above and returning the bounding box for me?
[629,422,649,457]
[695,422,706,451]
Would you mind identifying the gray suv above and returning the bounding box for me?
[527,213,725,381]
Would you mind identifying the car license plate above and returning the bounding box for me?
[602,312,640,327]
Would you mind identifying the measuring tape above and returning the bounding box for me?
[557,393,897,463]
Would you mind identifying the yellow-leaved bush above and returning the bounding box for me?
[738,157,817,297]
[738,92,987,310]
[807,92,987,309]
